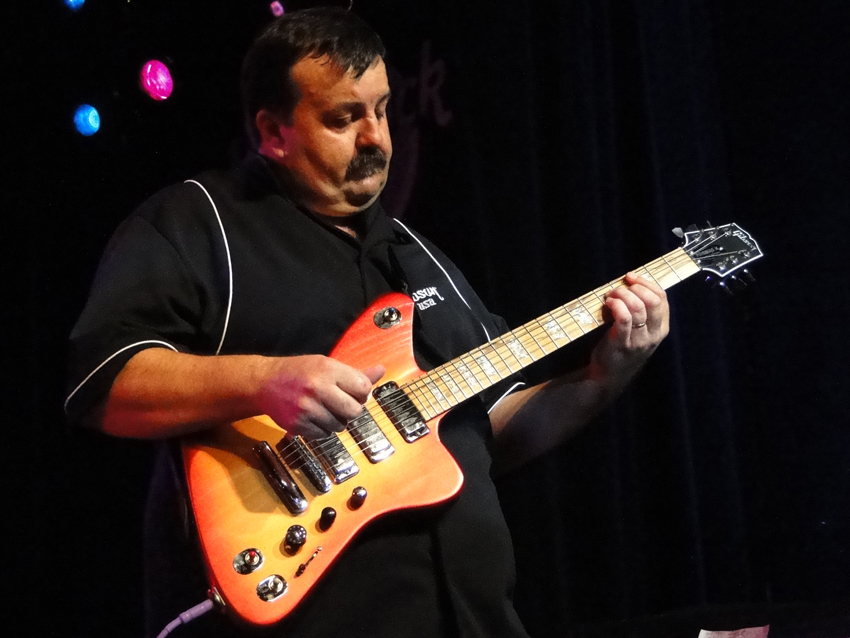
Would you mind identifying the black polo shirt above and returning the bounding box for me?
[67,155,529,638]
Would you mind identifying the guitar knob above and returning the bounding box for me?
[318,507,337,531]
[349,486,367,509]
[284,525,307,555]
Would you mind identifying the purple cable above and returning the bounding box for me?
[155,599,216,638]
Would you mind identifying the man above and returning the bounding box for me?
[66,7,669,637]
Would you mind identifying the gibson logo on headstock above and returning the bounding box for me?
[732,229,757,250]
[694,245,724,258]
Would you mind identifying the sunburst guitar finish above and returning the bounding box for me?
[182,293,463,627]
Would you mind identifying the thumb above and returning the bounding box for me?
[361,365,386,386]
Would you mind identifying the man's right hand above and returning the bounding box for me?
[256,355,385,439]
[96,348,384,440]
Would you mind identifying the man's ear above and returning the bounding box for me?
[255,110,287,160]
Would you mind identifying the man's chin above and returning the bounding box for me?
[344,177,386,208]
[345,191,379,208]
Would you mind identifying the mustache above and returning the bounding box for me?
[345,147,389,180]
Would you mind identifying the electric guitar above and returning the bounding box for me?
[182,223,763,627]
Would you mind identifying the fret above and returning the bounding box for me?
[464,352,494,386]
[568,298,599,334]
[432,368,468,402]
[396,246,706,424]
[452,357,483,392]
[406,387,432,419]
[478,343,513,378]
[485,340,519,376]
[473,349,503,381]
[531,317,559,351]
[424,379,452,411]
[640,263,665,288]
[410,381,440,417]
[518,323,547,358]
[503,335,533,363]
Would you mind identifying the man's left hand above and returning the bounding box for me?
[591,271,670,382]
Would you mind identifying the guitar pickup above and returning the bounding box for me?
[306,434,360,484]
[373,382,430,443]
[253,441,308,514]
[348,408,394,463]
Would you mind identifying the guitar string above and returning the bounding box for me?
[276,249,694,465]
[272,250,698,477]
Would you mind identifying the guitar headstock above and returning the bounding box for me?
[675,223,763,286]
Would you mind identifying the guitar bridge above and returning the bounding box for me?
[253,441,308,514]
[373,381,430,443]
[279,436,332,494]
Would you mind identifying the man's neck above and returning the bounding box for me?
[314,209,370,240]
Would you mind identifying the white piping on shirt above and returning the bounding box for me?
[64,340,178,413]
[487,381,527,414]
[184,179,233,355]
[392,219,491,341]
[391,219,527,412]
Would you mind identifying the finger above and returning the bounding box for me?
[606,287,647,321]
[361,365,386,386]
[332,362,380,404]
[294,396,348,437]
[624,271,666,297]
[604,296,634,338]
[623,276,669,332]
[317,384,366,423]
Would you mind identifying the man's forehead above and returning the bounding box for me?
[291,54,388,105]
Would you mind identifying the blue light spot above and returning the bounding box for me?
[64,0,86,10]
[74,104,100,136]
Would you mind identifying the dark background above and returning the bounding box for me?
[4,0,849,636]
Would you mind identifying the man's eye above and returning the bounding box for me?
[325,114,351,128]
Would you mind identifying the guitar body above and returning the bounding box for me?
[182,293,464,627]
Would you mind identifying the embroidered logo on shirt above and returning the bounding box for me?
[411,286,445,311]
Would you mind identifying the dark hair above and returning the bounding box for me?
[241,7,386,147]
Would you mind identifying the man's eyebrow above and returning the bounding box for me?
[331,91,392,112]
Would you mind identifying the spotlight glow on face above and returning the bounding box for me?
[270,2,285,17]
[64,0,85,10]
[140,60,174,101]
[74,104,100,136]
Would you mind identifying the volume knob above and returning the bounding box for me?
[349,486,367,509]
[318,507,337,531]
[284,525,307,555]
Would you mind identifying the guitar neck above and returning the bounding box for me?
[403,247,701,419]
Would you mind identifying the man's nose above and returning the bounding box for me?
[357,115,388,151]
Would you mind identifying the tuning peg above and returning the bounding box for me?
[716,279,734,296]
[672,227,684,239]
[740,269,756,284]
[705,274,718,287]
[729,275,749,292]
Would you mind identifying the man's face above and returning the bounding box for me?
[261,54,393,217]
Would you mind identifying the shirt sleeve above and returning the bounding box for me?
[65,183,228,425]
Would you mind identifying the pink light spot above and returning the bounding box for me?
[140,60,174,101]
[270,2,285,17]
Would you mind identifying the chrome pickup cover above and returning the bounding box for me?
[373,381,430,443]
[307,434,360,484]
[348,408,395,463]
